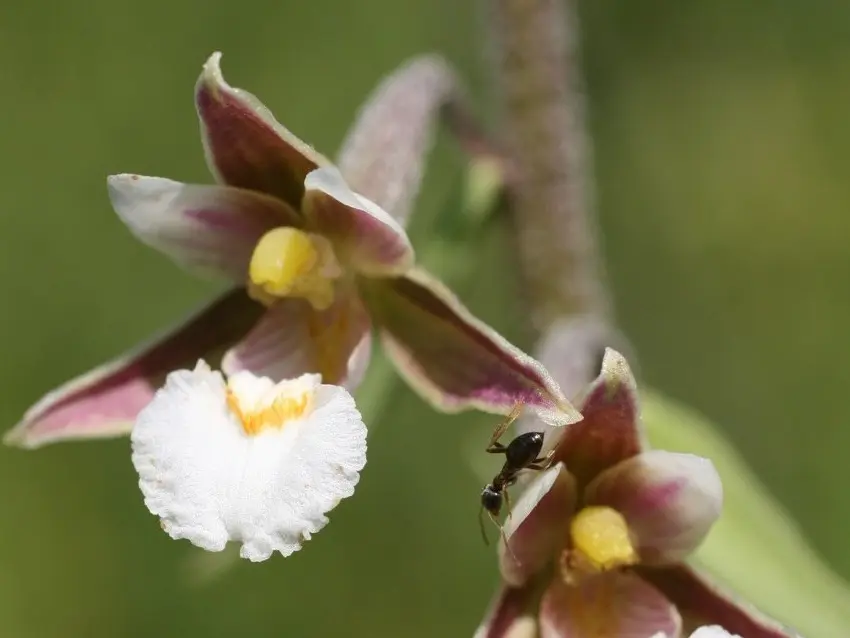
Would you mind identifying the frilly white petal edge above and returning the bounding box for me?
[689,627,742,638]
[131,360,367,561]
[650,627,742,638]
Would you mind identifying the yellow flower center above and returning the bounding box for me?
[568,506,638,576]
[225,376,315,436]
[248,227,340,311]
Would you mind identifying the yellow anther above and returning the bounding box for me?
[569,506,638,573]
[248,227,337,310]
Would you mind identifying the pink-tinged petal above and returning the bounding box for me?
[303,167,414,276]
[550,348,646,487]
[341,329,373,393]
[5,289,262,449]
[540,572,681,638]
[337,55,508,226]
[361,269,581,426]
[515,317,627,439]
[222,289,371,388]
[642,565,799,638]
[474,585,541,638]
[107,174,296,280]
[195,52,330,208]
[500,463,577,587]
[336,55,460,225]
[586,451,723,566]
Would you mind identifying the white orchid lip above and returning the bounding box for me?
[131,360,367,562]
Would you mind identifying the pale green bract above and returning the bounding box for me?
[643,388,850,638]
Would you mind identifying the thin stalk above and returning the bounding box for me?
[484,0,611,332]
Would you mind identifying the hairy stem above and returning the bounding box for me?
[485,0,610,331]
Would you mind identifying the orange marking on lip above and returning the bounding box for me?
[226,388,312,436]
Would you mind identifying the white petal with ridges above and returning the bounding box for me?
[131,361,367,561]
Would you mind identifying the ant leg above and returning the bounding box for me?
[481,509,510,555]
[494,513,521,567]
[479,506,491,546]
[486,441,508,454]
[503,487,513,520]
[480,510,522,570]
[527,448,556,469]
[486,402,525,449]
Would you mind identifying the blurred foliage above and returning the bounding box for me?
[1,0,849,637]
[644,390,850,638]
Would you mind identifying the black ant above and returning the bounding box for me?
[479,402,553,548]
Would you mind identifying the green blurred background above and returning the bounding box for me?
[1,0,849,636]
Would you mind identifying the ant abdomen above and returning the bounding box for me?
[504,431,545,468]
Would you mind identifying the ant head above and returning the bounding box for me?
[505,431,545,468]
[480,484,502,516]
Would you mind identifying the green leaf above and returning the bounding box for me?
[642,388,850,637]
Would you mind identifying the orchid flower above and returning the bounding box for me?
[130,361,366,561]
[5,52,578,449]
[475,349,801,638]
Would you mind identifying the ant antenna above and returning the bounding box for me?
[478,505,492,546]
